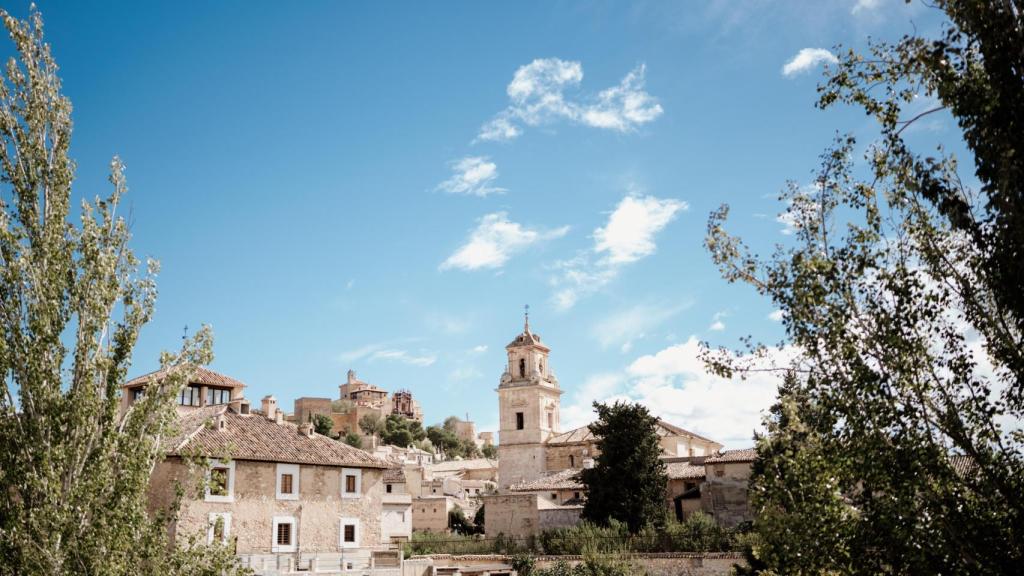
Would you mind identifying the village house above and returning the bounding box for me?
[127,367,399,573]
[381,466,413,543]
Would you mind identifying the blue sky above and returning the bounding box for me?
[10,1,955,447]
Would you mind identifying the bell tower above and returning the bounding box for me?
[497,306,562,490]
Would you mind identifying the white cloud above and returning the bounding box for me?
[338,343,387,364]
[449,366,483,381]
[851,0,882,15]
[709,320,725,331]
[595,195,688,264]
[476,58,663,142]
[777,210,798,235]
[591,302,689,351]
[436,156,506,197]
[369,349,437,367]
[472,345,488,353]
[782,48,838,77]
[441,212,569,271]
[551,193,686,309]
[768,309,785,322]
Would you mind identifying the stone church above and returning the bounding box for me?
[486,314,731,537]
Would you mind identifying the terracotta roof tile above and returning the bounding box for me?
[384,467,407,483]
[547,419,720,447]
[705,448,758,464]
[126,365,246,390]
[666,461,706,480]
[170,407,387,468]
[511,468,583,492]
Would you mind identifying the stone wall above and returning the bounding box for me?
[401,553,746,576]
[155,456,384,553]
[497,443,546,491]
[537,506,582,531]
[543,443,592,473]
[411,496,451,533]
[482,493,539,538]
[701,461,753,527]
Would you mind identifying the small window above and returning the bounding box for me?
[207,513,231,545]
[131,388,144,403]
[178,385,201,407]
[205,461,235,502]
[516,412,524,430]
[386,484,393,493]
[551,493,557,501]
[569,455,575,468]
[574,492,580,499]
[547,411,554,429]
[206,387,231,406]
[519,358,526,378]
[341,468,361,498]
[276,464,299,500]
[271,516,297,553]
[340,519,359,548]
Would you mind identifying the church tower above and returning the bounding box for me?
[497,307,562,490]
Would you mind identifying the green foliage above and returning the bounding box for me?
[482,443,498,458]
[448,505,483,536]
[704,2,1024,573]
[331,398,353,413]
[312,413,333,436]
[0,8,246,575]
[379,414,426,447]
[473,504,485,528]
[358,413,385,437]
[343,432,362,449]
[511,554,536,576]
[427,417,481,459]
[580,401,668,533]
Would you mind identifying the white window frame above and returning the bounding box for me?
[207,512,231,545]
[339,517,360,549]
[271,515,297,553]
[276,463,300,500]
[204,460,235,503]
[341,468,362,499]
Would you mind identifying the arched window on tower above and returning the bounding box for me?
[539,359,544,374]
[519,358,526,378]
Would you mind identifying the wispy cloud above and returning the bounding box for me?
[369,349,437,367]
[591,302,690,353]
[551,193,686,309]
[471,345,488,353]
[436,156,506,197]
[768,309,785,322]
[709,311,727,332]
[782,48,838,77]
[851,0,883,15]
[441,212,569,271]
[476,58,663,142]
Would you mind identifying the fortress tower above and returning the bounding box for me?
[496,308,562,490]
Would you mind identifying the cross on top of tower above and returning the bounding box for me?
[524,304,530,333]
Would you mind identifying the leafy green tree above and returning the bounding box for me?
[343,432,363,449]
[579,401,667,533]
[379,414,426,447]
[0,8,245,575]
[312,413,333,437]
[705,3,1024,571]
[358,413,385,438]
[482,443,498,459]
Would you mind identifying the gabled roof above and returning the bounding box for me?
[426,458,498,473]
[126,365,246,390]
[168,406,388,468]
[705,448,758,464]
[506,324,550,351]
[546,419,719,447]
[510,468,584,492]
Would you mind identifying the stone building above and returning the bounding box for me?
[701,448,757,527]
[381,467,413,543]
[391,389,423,421]
[130,367,395,572]
[483,315,738,538]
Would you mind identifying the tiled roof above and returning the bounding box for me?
[126,365,246,390]
[511,468,583,492]
[666,461,706,480]
[705,448,758,464]
[547,419,719,447]
[506,328,549,351]
[384,467,407,483]
[426,458,498,473]
[170,406,388,468]
[950,455,977,477]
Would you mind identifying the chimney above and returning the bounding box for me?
[261,395,277,420]
[275,409,284,425]
[299,422,315,437]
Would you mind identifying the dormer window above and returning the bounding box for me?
[178,385,201,407]
[206,387,231,406]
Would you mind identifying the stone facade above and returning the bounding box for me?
[411,496,456,533]
[153,458,385,553]
[481,493,540,539]
[701,453,755,527]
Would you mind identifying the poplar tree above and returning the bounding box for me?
[0,8,244,575]
[705,2,1023,573]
